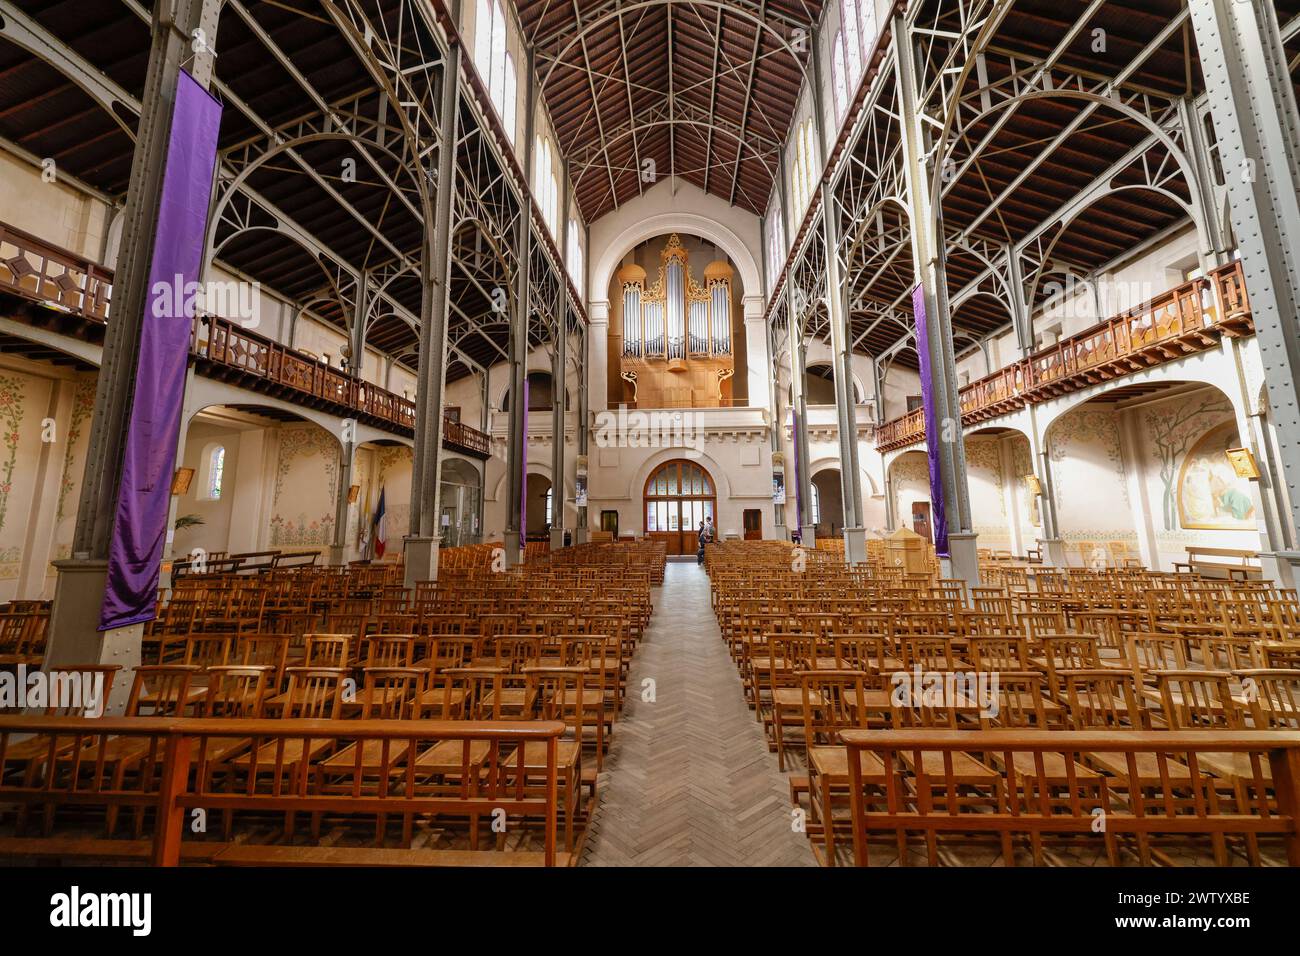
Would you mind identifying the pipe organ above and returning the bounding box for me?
[616,235,736,407]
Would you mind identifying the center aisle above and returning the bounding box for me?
[580,560,816,867]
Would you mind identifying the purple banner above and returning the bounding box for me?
[912,284,950,557]
[791,409,803,535]
[520,378,529,547]
[100,72,222,630]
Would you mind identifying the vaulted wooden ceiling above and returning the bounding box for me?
[517,0,824,221]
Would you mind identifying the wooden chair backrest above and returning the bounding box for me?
[799,669,868,748]
[127,665,200,717]
[1234,668,1300,729]
[281,667,346,719]
[203,665,271,718]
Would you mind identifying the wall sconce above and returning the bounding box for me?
[347,484,361,503]
[1023,474,1042,496]
[1225,448,1260,480]
[171,467,195,496]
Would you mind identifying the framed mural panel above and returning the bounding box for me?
[1176,421,1256,530]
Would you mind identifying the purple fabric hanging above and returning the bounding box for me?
[520,378,529,546]
[912,283,950,557]
[100,72,222,630]
[791,408,803,532]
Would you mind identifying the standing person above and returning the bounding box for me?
[697,520,708,564]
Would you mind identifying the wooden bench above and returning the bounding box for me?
[840,728,1300,867]
[210,845,570,866]
[272,551,321,570]
[0,715,570,867]
[1173,546,1261,581]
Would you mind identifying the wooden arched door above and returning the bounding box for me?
[644,459,717,556]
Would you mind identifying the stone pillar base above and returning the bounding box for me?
[800,525,817,547]
[1259,551,1300,588]
[403,536,439,587]
[549,528,567,550]
[843,527,868,564]
[1040,538,1068,567]
[504,530,524,567]
[46,559,142,716]
[327,545,347,567]
[940,532,981,599]
[574,527,590,545]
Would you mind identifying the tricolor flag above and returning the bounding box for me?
[372,486,388,558]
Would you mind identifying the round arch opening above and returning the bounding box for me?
[643,458,717,556]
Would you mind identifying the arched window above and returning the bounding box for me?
[200,444,226,501]
[474,0,492,74]
[548,169,559,236]
[502,54,517,143]
[858,0,879,58]
[831,36,848,118]
[535,137,559,237]
[767,211,787,291]
[810,482,821,524]
[792,119,813,213]
[544,487,553,526]
[476,0,514,139]
[567,219,583,281]
[842,0,863,86]
[798,120,818,211]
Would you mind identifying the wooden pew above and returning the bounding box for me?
[0,715,571,867]
[840,728,1300,867]
[1173,546,1261,581]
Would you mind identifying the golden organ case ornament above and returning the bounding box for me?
[617,235,736,407]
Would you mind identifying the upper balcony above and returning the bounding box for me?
[0,221,490,459]
[875,262,1254,452]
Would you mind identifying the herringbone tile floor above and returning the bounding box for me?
[580,560,816,866]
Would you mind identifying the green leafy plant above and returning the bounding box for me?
[173,513,205,531]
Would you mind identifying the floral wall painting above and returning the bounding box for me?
[1142,394,1232,531]
[1177,421,1256,530]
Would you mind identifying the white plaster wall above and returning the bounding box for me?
[0,150,111,262]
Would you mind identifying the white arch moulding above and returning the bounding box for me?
[590,212,762,310]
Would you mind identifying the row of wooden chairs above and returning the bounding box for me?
[0,600,51,669]
[704,540,1300,866]
[1,542,659,864]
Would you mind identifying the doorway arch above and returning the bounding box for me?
[643,458,718,556]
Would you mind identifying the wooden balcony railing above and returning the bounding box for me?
[0,220,490,454]
[0,222,112,323]
[876,261,1254,451]
[874,406,925,449]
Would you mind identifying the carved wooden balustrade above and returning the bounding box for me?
[875,261,1254,451]
[0,220,490,456]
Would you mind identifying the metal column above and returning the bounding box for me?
[550,160,571,549]
[504,50,536,566]
[894,14,978,587]
[809,26,866,561]
[779,161,815,546]
[405,35,462,586]
[46,0,223,705]
[1190,0,1300,585]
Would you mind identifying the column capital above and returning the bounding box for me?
[742,294,766,318]
[588,299,610,325]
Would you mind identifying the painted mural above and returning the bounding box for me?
[269,423,339,547]
[1141,394,1233,532]
[0,374,26,533]
[1177,420,1255,530]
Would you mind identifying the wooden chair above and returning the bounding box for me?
[764,634,820,770]
[479,636,542,717]
[798,669,876,866]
